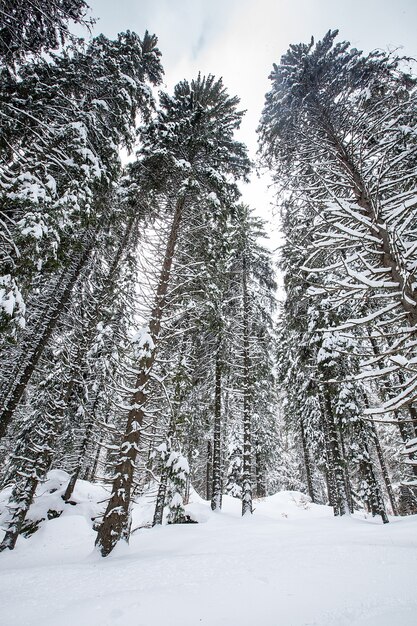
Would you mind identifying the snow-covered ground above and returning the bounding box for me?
[1,472,416,626]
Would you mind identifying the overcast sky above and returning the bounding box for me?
[83,0,417,238]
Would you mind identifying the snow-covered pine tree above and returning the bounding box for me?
[226,205,277,515]
[0,178,147,550]
[95,74,250,556]
[259,30,417,406]
[259,30,417,510]
[0,31,163,442]
[0,0,92,66]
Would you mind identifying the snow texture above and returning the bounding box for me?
[0,474,416,625]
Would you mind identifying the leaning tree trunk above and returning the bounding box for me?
[0,229,96,441]
[95,196,185,557]
[211,342,223,512]
[352,418,389,523]
[241,253,253,516]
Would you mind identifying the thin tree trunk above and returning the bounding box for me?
[339,430,354,514]
[300,416,315,503]
[95,196,185,557]
[361,389,399,517]
[368,332,417,478]
[354,419,389,523]
[255,442,266,498]
[62,216,138,501]
[152,465,170,526]
[206,440,213,501]
[0,475,38,552]
[0,381,72,551]
[371,420,398,516]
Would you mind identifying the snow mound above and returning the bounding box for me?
[0,469,108,542]
[255,489,333,519]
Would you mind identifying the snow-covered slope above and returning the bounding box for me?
[1,473,416,626]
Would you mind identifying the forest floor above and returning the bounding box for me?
[0,472,416,626]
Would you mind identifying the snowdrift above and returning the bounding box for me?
[1,472,417,626]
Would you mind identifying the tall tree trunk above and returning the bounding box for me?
[152,464,170,526]
[211,343,222,511]
[353,418,389,523]
[368,332,417,478]
[361,390,399,517]
[241,253,252,516]
[95,196,185,557]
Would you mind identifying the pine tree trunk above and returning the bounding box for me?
[360,389,399,517]
[318,398,337,508]
[255,443,266,498]
[300,416,315,503]
[211,345,222,511]
[62,467,80,503]
[153,465,170,526]
[241,254,252,516]
[339,430,354,514]
[88,433,104,482]
[206,440,213,501]
[354,419,389,523]
[95,196,185,557]
[0,408,64,551]
[0,362,76,551]
[371,420,398,516]
[320,386,349,516]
